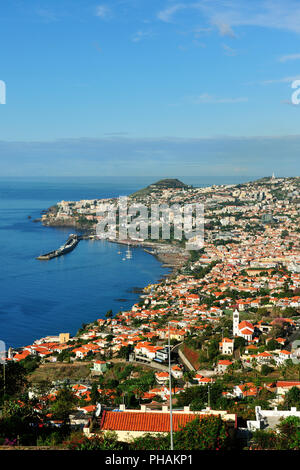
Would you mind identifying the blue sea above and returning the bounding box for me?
[0,175,255,348]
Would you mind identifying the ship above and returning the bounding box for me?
[36,234,80,260]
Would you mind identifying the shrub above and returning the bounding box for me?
[131,416,236,450]
[63,431,125,450]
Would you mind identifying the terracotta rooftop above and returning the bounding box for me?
[100,411,206,432]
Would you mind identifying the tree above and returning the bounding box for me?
[266,339,278,351]
[0,398,42,444]
[118,345,133,360]
[105,310,113,320]
[281,230,289,239]
[282,386,300,409]
[234,337,246,351]
[131,415,236,450]
[176,384,225,410]
[90,383,101,405]
[174,415,234,450]
[207,339,219,360]
[50,386,78,425]
[31,379,53,402]
[251,416,300,450]
[0,362,28,403]
[130,432,170,450]
[64,431,125,450]
[276,416,300,450]
[261,364,273,376]
[21,355,41,373]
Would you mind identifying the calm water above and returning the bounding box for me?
[0,176,255,348]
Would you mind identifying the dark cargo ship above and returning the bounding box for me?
[36,234,80,260]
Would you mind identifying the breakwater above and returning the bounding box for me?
[36,234,81,260]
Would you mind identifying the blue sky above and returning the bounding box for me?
[1,0,300,177]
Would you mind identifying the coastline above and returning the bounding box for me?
[40,215,189,279]
[14,220,182,349]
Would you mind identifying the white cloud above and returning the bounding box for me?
[157,4,186,23]
[215,22,236,38]
[278,53,300,62]
[222,43,238,56]
[131,30,154,42]
[196,0,300,35]
[187,93,248,104]
[261,75,300,84]
[157,1,300,35]
[95,5,111,19]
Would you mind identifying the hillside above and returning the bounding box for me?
[131,178,189,198]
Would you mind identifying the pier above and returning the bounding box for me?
[36,234,81,260]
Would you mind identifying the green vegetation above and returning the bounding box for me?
[64,431,126,450]
[131,178,189,198]
[130,415,236,450]
[251,416,300,450]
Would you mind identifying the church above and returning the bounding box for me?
[233,309,254,342]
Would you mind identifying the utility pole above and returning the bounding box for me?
[168,322,174,450]
[208,384,210,409]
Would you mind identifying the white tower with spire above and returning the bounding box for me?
[233,309,240,337]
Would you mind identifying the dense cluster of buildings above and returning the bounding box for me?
[7,176,300,438]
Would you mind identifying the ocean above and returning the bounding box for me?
[0,175,255,349]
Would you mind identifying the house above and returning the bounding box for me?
[194,376,215,386]
[216,359,232,374]
[135,342,168,362]
[256,322,272,334]
[72,347,88,359]
[171,365,183,379]
[256,351,273,365]
[72,384,89,397]
[219,338,234,355]
[155,371,169,385]
[277,350,293,364]
[245,345,258,355]
[275,381,300,398]
[13,350,31,362]
[84,404,236,442]
[247,405,300,431]
[155,347,169,363]
[91,360,108,374]
[234,382,261,398]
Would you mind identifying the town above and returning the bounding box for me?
[1,175,300,450]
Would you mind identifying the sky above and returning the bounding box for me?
[0,0,300,177]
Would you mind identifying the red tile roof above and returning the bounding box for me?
[276,381,300,388]
[100,411,206,432]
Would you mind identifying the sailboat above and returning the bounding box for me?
[125,242,132,260]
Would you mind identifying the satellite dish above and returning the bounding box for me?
[95,403,102,417]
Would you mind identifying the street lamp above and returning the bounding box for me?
[168,322,174,450]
